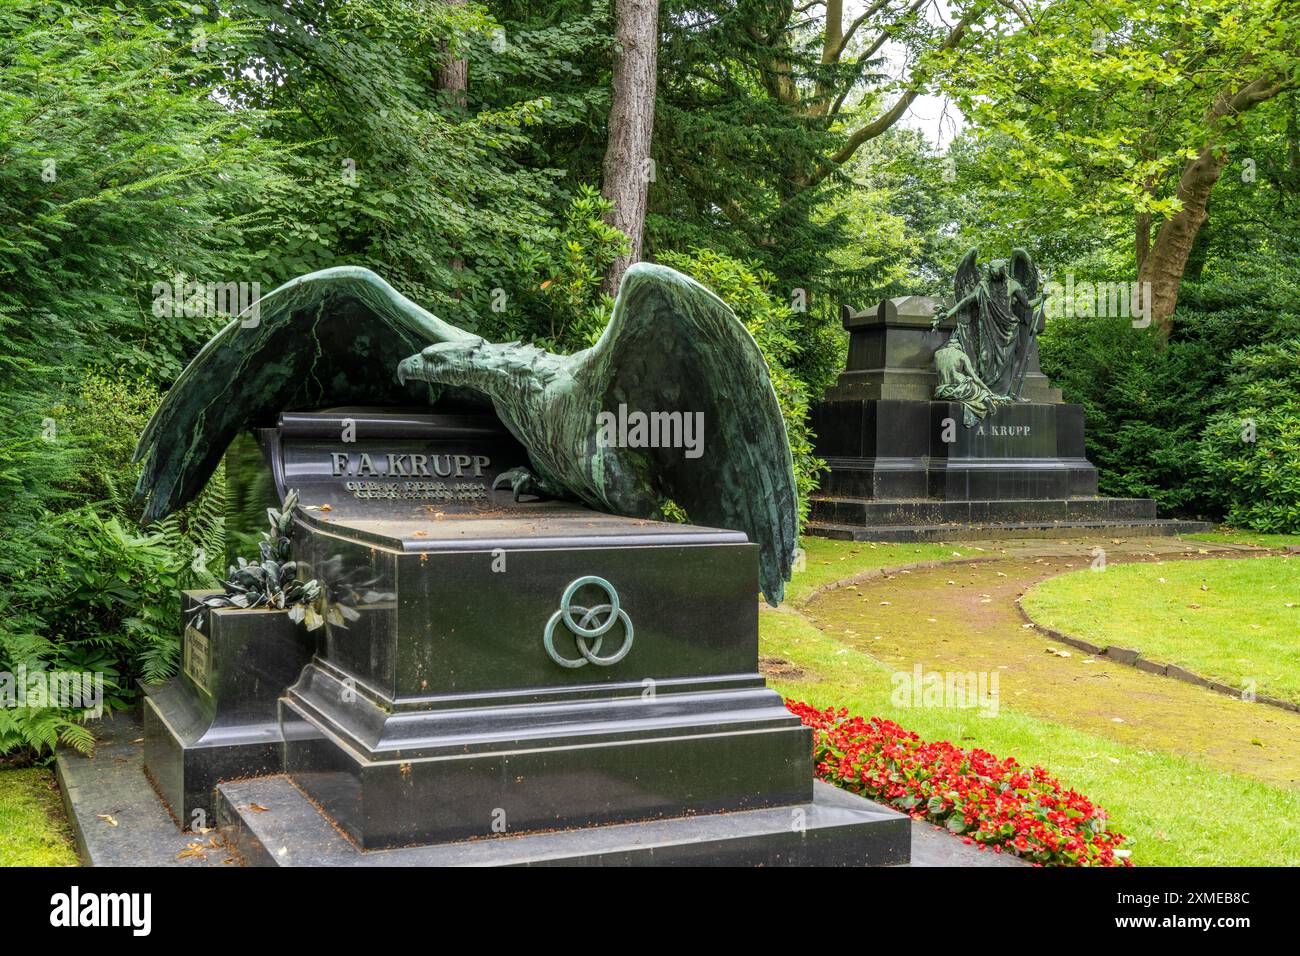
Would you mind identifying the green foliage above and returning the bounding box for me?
[0,1,286,384]
[229,0,608,333]
[196,491,323,627]
[0,372,222,757]
[1199,339,1300,532]
[49,372,159,517]
[1040,270,1300,517]
[656,249,824,527]
[0,509,183,756]
[493,185,627,351]
[937,0,1300,248]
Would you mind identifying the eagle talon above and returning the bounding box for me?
[493,467,550,503]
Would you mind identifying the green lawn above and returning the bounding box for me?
[0,768,78,866]
[1022,556,1300,704]
[790,537,978,603]
[763,543,1300,866]
[1188,528,1300,550]
[761,603,1300,866]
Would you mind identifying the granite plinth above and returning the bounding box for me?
[143,591,316,829]
[811,400,1098,500]
[216,776,909,867]
[284,504,811,850]
[827,297,1062,404]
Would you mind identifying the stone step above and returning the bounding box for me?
[216,776,912,867]
[55,709,234,867]
[809,496,1157,526]
[805,518,1212,543]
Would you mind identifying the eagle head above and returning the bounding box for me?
[397,338,490,387]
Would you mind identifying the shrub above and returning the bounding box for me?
[0,372,223,757]
[0,509,183,755]
[1199,338,1300,532]
[49,371,160,518]
[788,700,1132,867]
[506,185,628,352]
[1039,271,1300,517]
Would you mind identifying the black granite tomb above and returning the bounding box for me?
[807,298,1208,540]
[141,406,909,865]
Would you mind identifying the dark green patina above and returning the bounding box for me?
[931,247,1048,426]
[134,263,798,604]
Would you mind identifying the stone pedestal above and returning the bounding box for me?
[807,298,1207,541]
[143,591,316,828]
[136,406,909,865]
[812,399,1098,501]
[282,502,811,850]
[827,297,1061,404]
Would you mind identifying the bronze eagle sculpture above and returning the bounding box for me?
[133,264,799,604]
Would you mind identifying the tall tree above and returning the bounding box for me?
[939,0,1300,340]
[1137,70,1294,331]
[437,0,470,107]
[601,0,660,292]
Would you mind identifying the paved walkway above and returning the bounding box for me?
[800,536,1300,788]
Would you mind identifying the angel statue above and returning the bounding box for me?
[930,248,1048,426]
[133,264,799,605]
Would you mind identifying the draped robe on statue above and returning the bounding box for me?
[971,275,1028,397]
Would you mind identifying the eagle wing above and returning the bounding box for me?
[133,266,477,522]
[574,263,799,605]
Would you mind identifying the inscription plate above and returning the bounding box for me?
[267,409,533,517]
[182,624,212,696]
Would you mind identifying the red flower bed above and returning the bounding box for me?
[787,700,1132,867]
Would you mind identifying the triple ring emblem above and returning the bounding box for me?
[543,576,634,669]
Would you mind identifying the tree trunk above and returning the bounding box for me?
[437,0,468,109]
[1135,211,1151,272]
[1137,73,1291,341]
[437,0,467,286]
[1138,143,1227,341]
[601,0,660,295]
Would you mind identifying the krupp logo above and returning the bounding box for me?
[543,576,634,668]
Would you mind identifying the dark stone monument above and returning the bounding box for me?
[114,260,920,866]
[139,405,909,864]
[809,258,1209,541]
